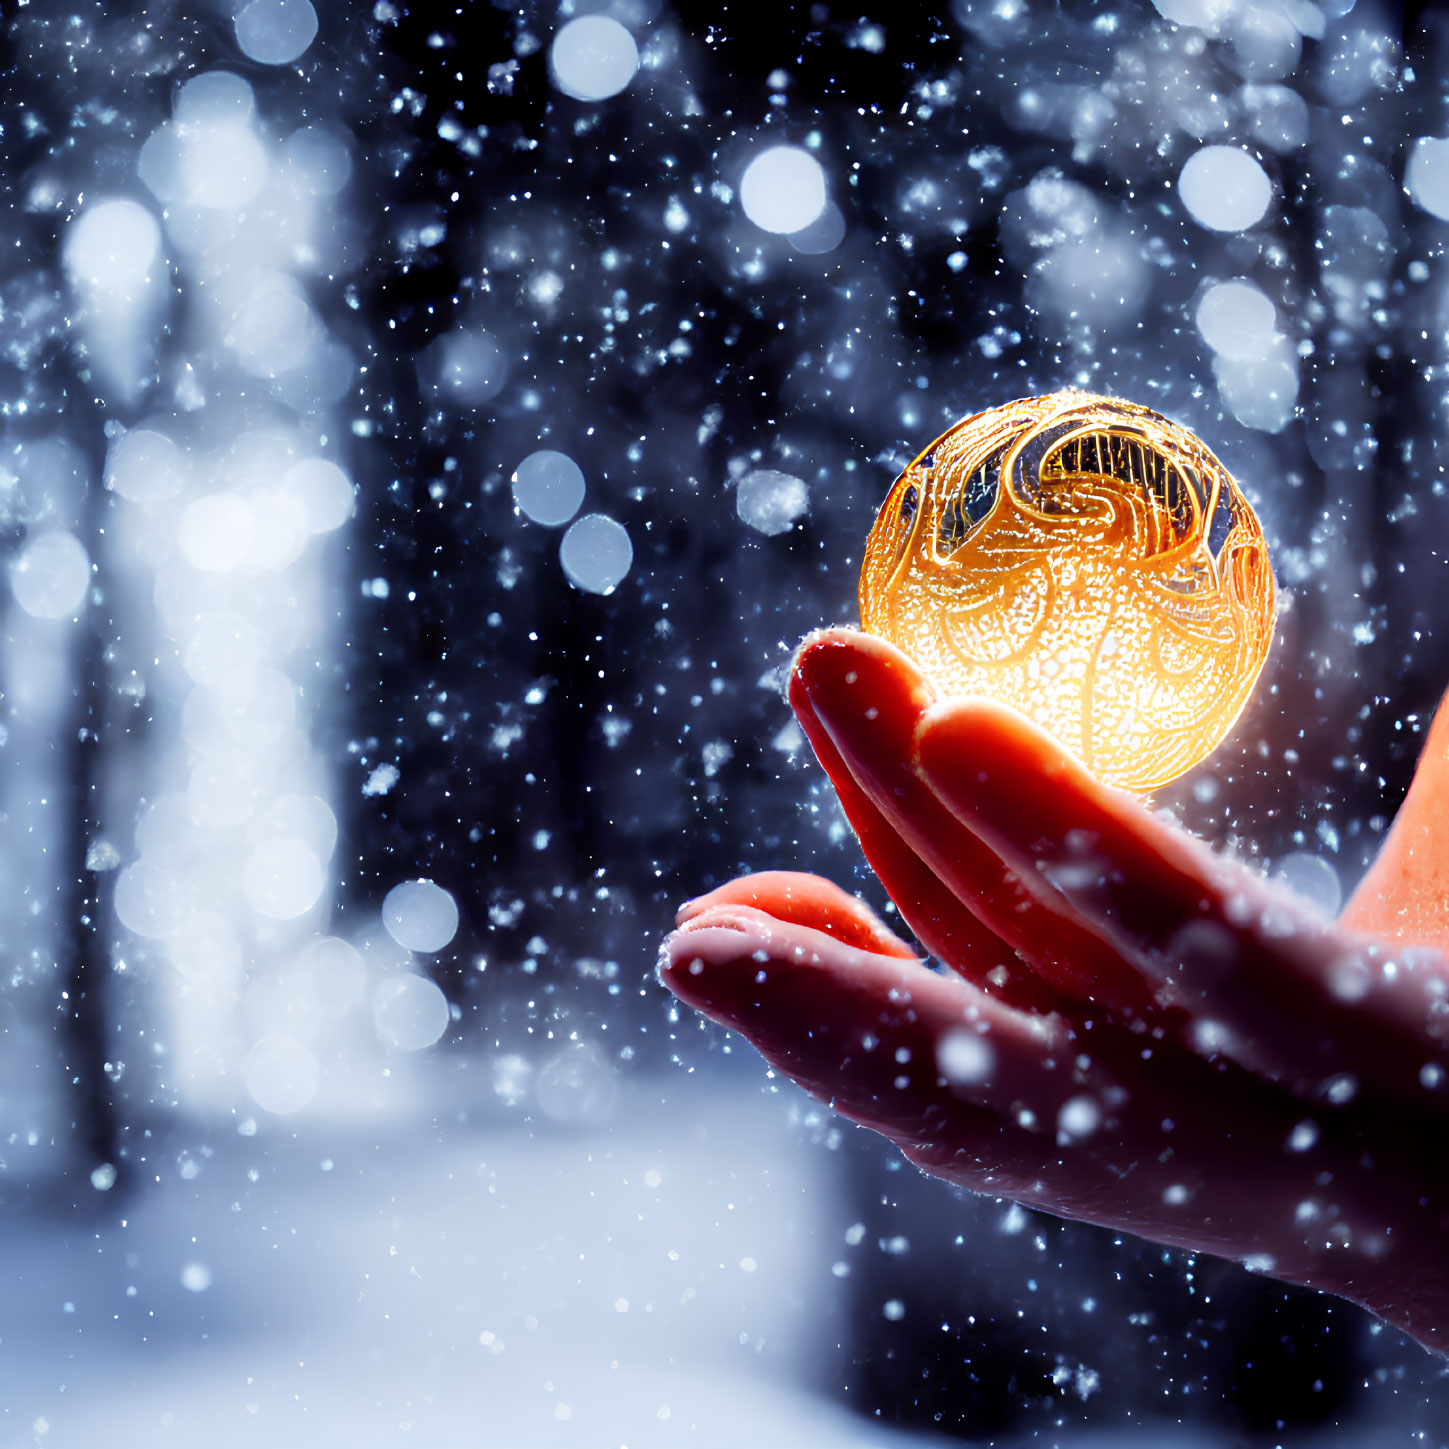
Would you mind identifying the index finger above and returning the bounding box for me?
[792,628,1154,1016]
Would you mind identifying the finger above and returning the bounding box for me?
[914,695,1449,1100]
[785,631,1040,1006]
[661,898,1064,1172]
[792,629,1152,1016]
[1341,686,1449,958]
[660,901,1400,1291]
[677,870,918,961]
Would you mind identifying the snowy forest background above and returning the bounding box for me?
[4,0,1449,1442]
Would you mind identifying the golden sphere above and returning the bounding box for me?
[859,391,1275,792]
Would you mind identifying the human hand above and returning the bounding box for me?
[660,627,1449,1355]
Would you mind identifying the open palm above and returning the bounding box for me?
[661,628,1449,1355]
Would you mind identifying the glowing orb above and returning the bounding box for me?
[859,391,1275,792]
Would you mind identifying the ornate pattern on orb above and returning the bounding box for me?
[859,391,1275,792]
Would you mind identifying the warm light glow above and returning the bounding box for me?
[859,391,1275,791]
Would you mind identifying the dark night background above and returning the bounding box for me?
[5,0,1449,1440]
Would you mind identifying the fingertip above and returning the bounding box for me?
[657,922,713,991]
[789,623,865,673]
[660,910,829,1039]
[789,627,932,717]
[674,892,711,927]
[790,633,936,785]
[678,871,919,959]
[915,698,1108,845]
[917,696,1076,784]
[657,917,753,1006]
[677,870,813,925]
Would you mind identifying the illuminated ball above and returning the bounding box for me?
[859,391,1275,792]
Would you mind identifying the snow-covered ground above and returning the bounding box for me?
[0,1086,913,1448]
